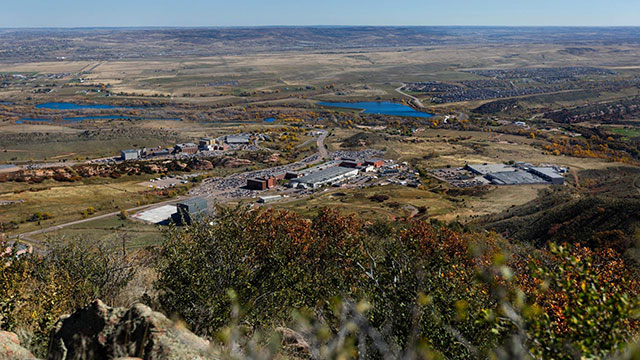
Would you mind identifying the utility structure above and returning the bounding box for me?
[171,198,208,225]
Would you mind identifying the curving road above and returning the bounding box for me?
[395,85,425,109]
[9,130,331,249]
[9,198,188,247]
[316,130,329,159]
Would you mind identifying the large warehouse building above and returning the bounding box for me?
[528,167,565,185]
[465,163,516,175]
[468,163,565,185]
[225,134,251,144]
[121,149,140,161]
[290,166,358,189]
[486,170,547,185]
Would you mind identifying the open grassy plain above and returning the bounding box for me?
[278,126,619,221]
[0,175,175,235]
[3,42,640,107]
[29,216,163,251]
[1,27,639,247]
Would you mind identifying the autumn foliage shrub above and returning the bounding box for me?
[155,206,640,359]
[0,238,139,357]
[157,207,506,357]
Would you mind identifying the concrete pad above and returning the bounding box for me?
[132,205,177,224]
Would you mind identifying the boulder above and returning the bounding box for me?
[263,153,280,164]
[276,327,310,358]
[143,164,161,174]
[192,160,213,171]
[47,300,211,360]
[0,330,38,360]
[221,158,252,168]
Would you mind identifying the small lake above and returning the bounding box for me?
[264,117,275,123]
[35,102,132,110]
[19,116,180,123]
[318,101,433,118]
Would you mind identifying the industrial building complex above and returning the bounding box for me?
[132,197,209,225]
[430,162,567,187]
[289,166,359,189]
[117,133,259,162]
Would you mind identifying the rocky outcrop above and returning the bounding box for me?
[0,158,223,184]
[192,160,213,171]
[219,157,253,168]
[47,300,211,360]
[0,330,38,360]
[263,153,280,164]
[276,327,310,358]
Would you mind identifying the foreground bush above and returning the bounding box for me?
[0,238,139,356]
[155,206,640,359]
[2,206,638,359]
[155,207,505,358]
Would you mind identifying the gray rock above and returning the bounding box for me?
[0,330,39,360]
[47,300,211,360]
[276,327,311,358]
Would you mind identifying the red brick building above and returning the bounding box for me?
[365,159,385,168]
[340,160,363,168]
[247,176,278,190]
[175,143,198,154]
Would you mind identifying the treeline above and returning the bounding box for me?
[539,125,640,163]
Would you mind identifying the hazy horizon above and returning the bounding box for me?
[2,25,640,30]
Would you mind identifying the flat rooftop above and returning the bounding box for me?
[486,170,547,185]
[132,205,177,224]
[466,163,517,175]
[226,135,251,143]
[530,167,564,180]
[292,166,357,185]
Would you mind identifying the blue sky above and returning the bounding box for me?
[2,0,639,27]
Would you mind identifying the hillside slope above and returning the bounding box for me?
[478,167,640,256]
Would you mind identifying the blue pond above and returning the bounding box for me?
[264,117,275,123]
[318,101,433,118]
[20,116,180,123]
[35,102,132,110]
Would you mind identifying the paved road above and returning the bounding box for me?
[9,197,187,247]
[9,130,331,248]
[317,131,329,159]
[395,85,425,108]
[296,131,327,159]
